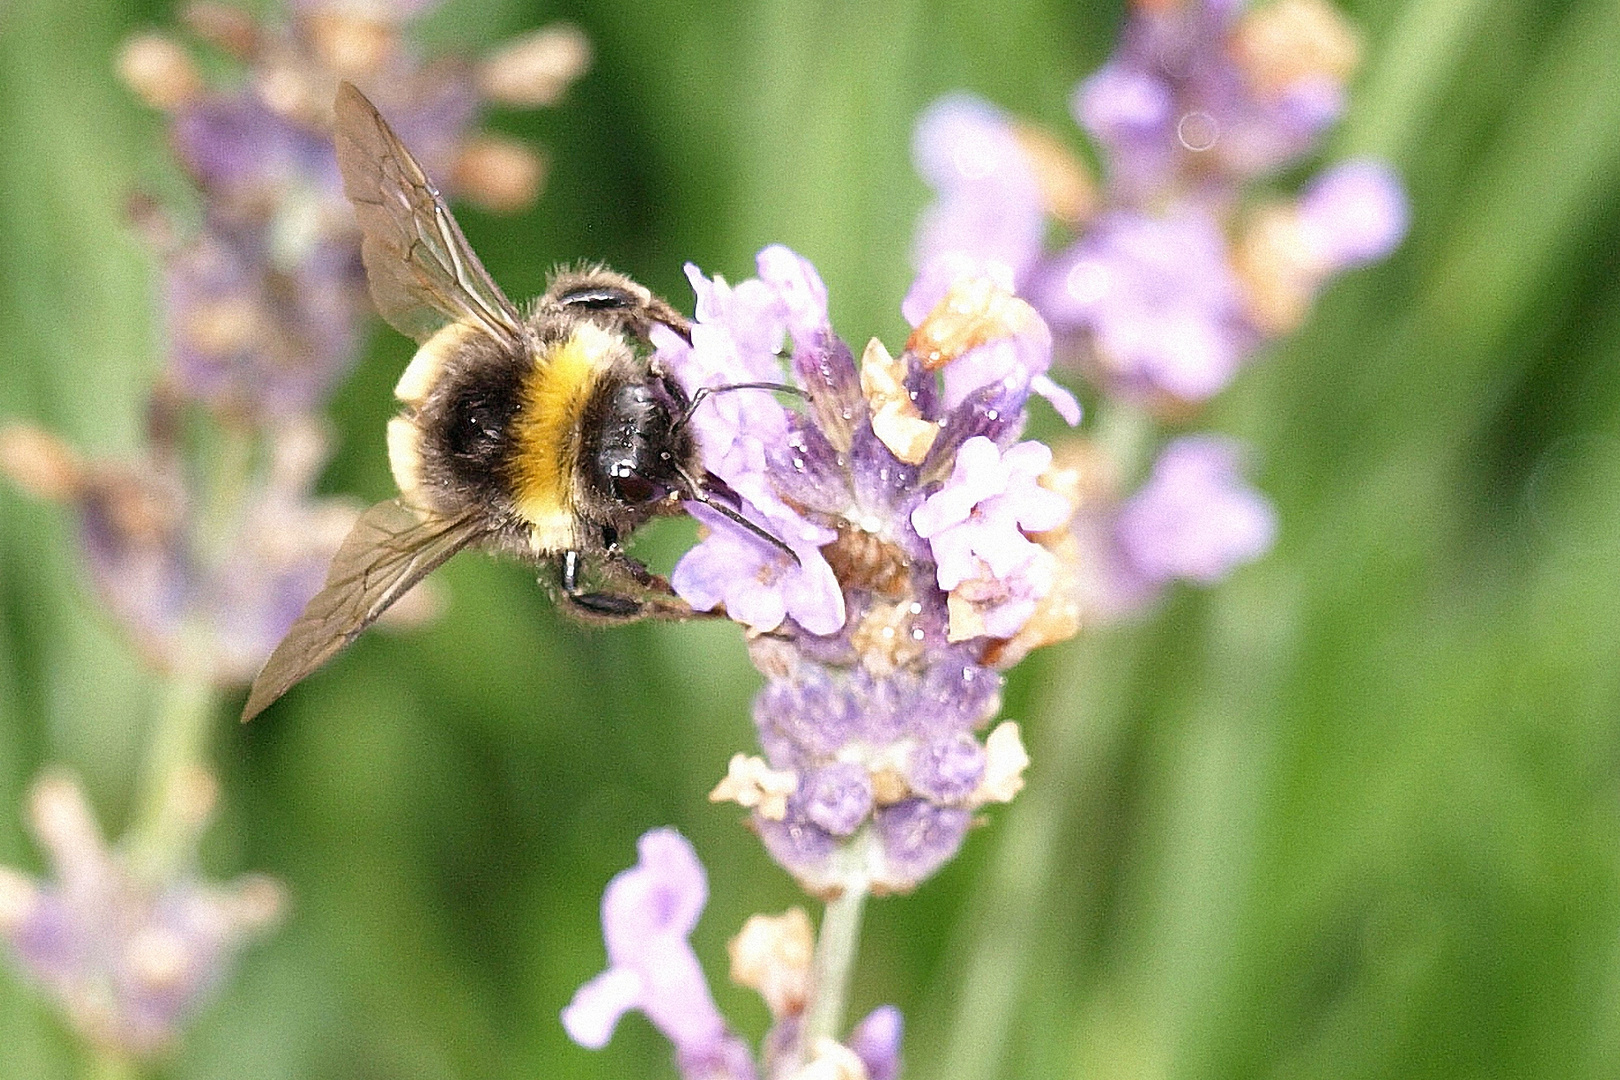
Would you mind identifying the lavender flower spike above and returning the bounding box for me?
[664,250,1079,894]
[564,830,757,1080]
[0,770,282,1057]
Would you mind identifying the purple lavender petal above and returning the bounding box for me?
[872,801,972,889]
[912,95,1047,285]
[754,812,840,888]
[1033,209,1252,401]
[849,1005,904,1080]
[681,264,791,374]
[923,379,1027,474]
[756,244,831,345]
[562,967,643,1049]
[912,437,1067,589]
[171,94,310,195]
[801,764,874,837]
[676,1033,761,1080]
[902,251,993,328]
[1296,159,1410,269]
[907,733,985,803]
[601,829,708,954]
[564,830,736,1065]
[792,328,866,451]
[753,664,866,766]
[1114,436,1277,585]
[673,501,845,637]
[901,657,1003,739]
[763,416,850,517]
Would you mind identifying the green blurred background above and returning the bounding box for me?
[3,0,1619,1077]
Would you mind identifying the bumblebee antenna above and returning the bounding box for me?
[673,462,802,566]
[672,382,807,436]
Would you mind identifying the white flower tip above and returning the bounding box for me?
[1031,374,1082,426]
[478,23,592,107]
[28,771,103,857]
[710,755,798,820]
[117,32,201,110]
[453,136,547,215]
[728,907,813,1017]
[0,423,84,502]
[861,337,938,465]
[126,925,193,992]
[788,1037,871,1080]
[975,722,1030,804]
[0,867,39,933]
[230,874,289,931]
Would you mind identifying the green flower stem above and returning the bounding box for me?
[801,875,871,1052]
[84,1048,139,1080]
[124,668,219,886]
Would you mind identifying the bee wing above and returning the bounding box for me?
[242,498,487,722]
[333,81,526,347]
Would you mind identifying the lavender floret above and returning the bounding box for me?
[562,831,754,1079]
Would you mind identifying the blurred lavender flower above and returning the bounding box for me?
[907,0,1409,627]
[566,831,904,1080]
[0,421,357,684]
[0,771,282,1057]
[913,0,1406,407]
[1114,436,1277,586]
[1075,0,1361,205]
[1,0,590,1063]
[654,246,1074,896]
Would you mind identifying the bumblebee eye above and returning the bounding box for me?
[558,285,637,310]
[610,466,662,505]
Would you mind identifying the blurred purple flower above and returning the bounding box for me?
[1114,435,1277,587]
[563,830,757,1080]
[848,1004,904,1080]
[1295,158,1411,271]
[1033,207,1253,402]
[911,95,1046,284]
[910,4,1401,407]
[1075,0,1359,203]
[0,772,281,1057]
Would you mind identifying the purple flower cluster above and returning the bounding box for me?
[910,0,1409,615]
[0,771,281,1056]
[564,247,1072,1076]
[915,0,1408,407]
[2,0,587,687]
[655,247,1077,895]
[563,831,902,1080]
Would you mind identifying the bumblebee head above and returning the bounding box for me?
[583,368,697,524]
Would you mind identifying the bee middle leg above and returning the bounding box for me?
[557,549,711,622]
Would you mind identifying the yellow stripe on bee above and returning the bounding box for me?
[510,322,614,550]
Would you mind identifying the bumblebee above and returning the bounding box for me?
[242,82,782,721]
